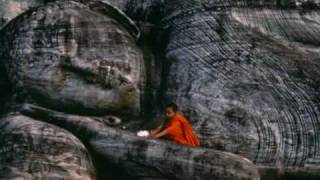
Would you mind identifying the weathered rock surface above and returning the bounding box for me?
[0,112,95,179]
[20,103,260,180]
[123,0,320,179]
[1,0,320,179]
[0,0,144,119]
[0,0,45,28]
[0,1,144,179]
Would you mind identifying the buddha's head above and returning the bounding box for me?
[0,1,144,119]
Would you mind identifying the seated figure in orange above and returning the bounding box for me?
[150,103,200,147]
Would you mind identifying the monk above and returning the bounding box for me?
[149,103,200,147]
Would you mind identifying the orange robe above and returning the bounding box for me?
[164,114,200,147]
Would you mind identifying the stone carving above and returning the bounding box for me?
[1,0,320,179]
[0,113,95,179]
[126,1,320,179]
[0,0,144,179]
[20,103,260,180]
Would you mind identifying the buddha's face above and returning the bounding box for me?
[1,1,144,118]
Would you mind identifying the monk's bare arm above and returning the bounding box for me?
[152,129,168,139]
[149,121,164,136]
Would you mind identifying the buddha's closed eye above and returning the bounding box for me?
[60,56,134,89]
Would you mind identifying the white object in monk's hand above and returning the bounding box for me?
[137,130,150,137]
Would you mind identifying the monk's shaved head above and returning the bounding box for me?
[165,102,178,112]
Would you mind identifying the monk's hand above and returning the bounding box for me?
[149,130,156,138]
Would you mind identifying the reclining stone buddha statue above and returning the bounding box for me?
[0,0,143,179]
[1,0,320,180]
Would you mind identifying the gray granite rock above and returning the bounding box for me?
[123,0,320,179]
[0,112,96,179]
[0,0,45,29]
[1,0,320,179]
[0,0,144,119]
[0,0,144,179]
[20,103,260,180]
